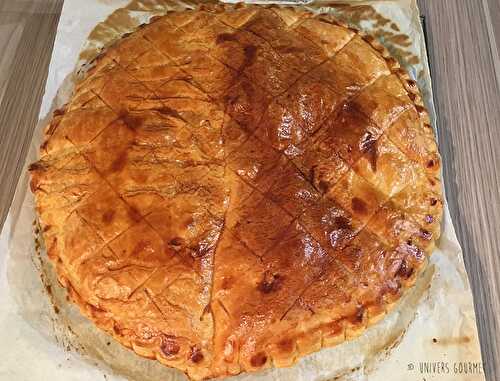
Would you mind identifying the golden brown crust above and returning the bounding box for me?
[30,4,443,380]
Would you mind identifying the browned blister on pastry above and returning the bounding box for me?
[30,4,442,380]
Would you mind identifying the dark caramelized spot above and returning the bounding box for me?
[102,210,115,224]
[415,104,426,114]
[258,271,282,294]
[396,260,414,279]
[347,306,365,324]
[190,346,204,363]
[110,150,128,173]
[325,321,343,335]
[113,324,122,335]
[127,206,143,222]
[360,131,378,171]
[131,240,148,257]
[46,119,61,136]
[407,79,417,88]
[121,113,143,130]
[40,140,49,151]
[278,338,294,352]
[430,198,438,206]
[191,242,211,258]
[427,159,437,168]
[395,68,407,77]
[310,165,333,194]
[340,245,362,269]
[351,197,368,215]
[385,57,398,67]
[161,337,180,357]
[363,35,375,44]
[250,352,268,367]
[156,106,187,122]
[318,179,330,193]
[169,237,185,247]
[334,216,351,230]
[355,306,365,322]
[28,162,45,172]
[242,45,257,69]
[216,32,237,44]
[202,303,212,318]
[221,276,234,290]
[150,15,163,23]
[280,45,305,54]
[53,108,65,117]
[419,229,432,240]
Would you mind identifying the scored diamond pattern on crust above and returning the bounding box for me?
[29,5,443,380]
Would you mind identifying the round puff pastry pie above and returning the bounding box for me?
[30,3,443,380]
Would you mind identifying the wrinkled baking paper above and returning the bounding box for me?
[0,0,485,380]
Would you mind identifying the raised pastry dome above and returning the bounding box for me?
[30,4,442,380]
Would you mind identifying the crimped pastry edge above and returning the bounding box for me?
[31,2,443,380]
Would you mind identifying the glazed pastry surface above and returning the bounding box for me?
[30,4,443,380]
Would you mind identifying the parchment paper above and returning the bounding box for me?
[0,1,485,380]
